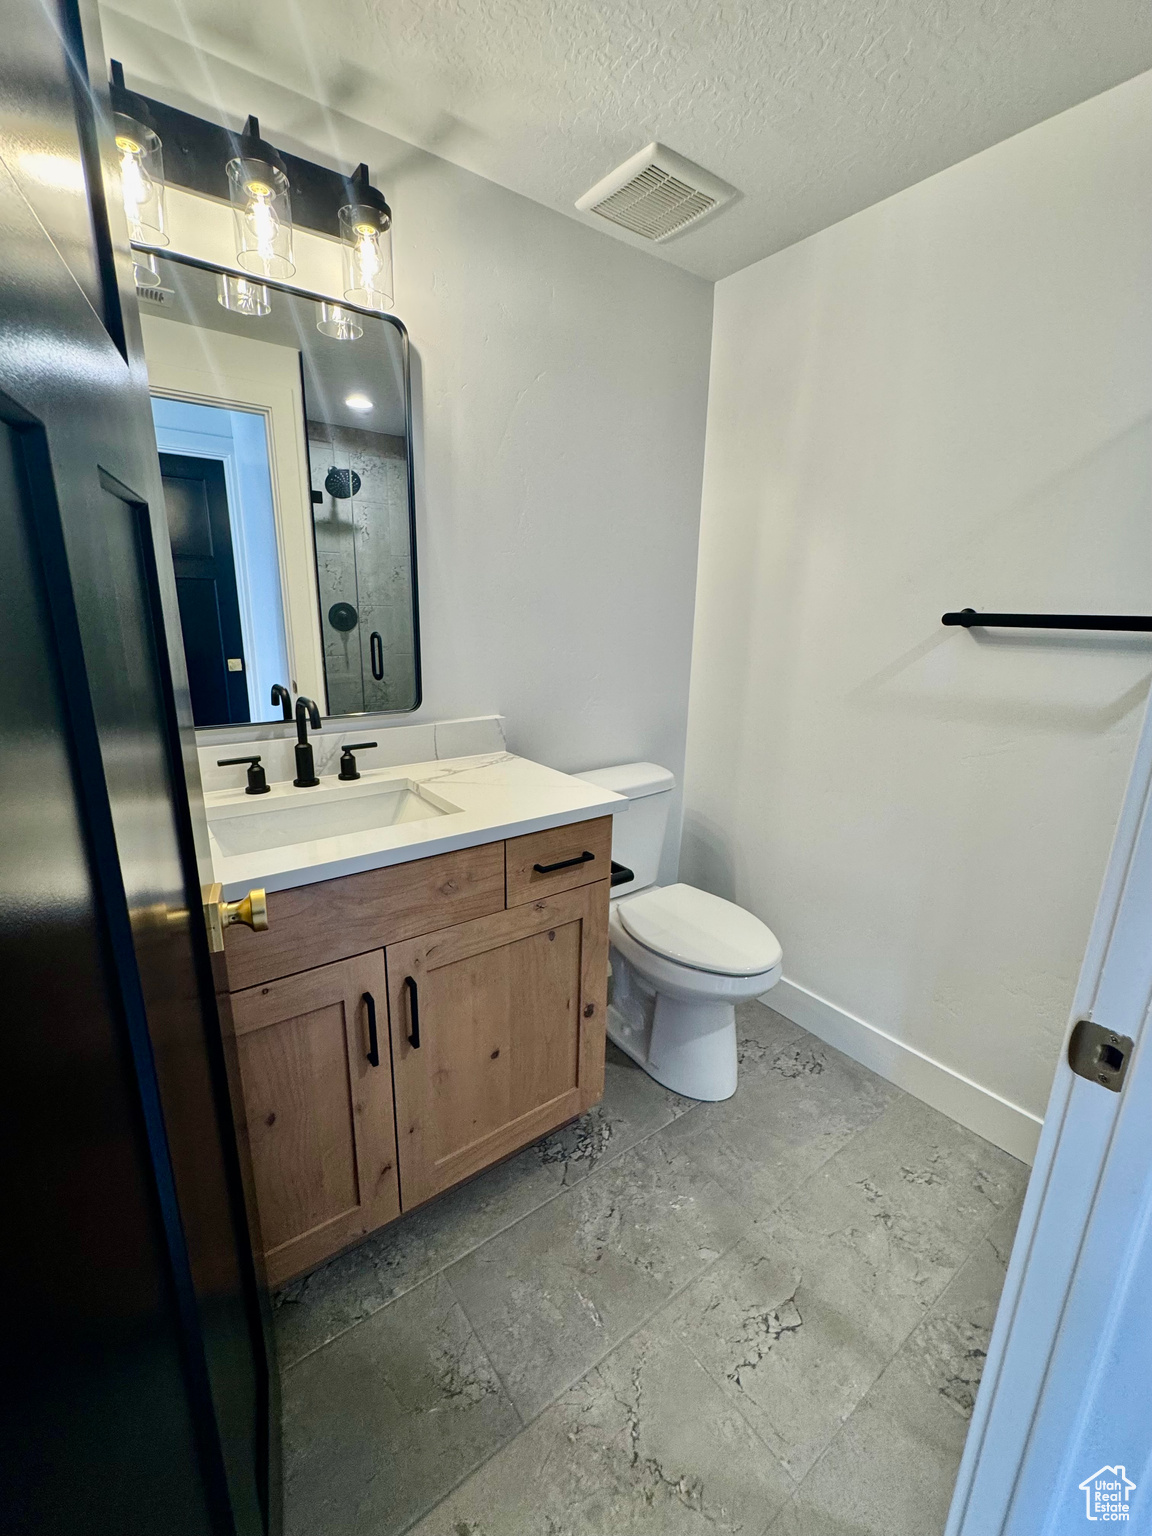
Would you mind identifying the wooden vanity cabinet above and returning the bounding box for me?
[221,818,611,1285]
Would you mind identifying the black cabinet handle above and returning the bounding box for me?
[404,975,420,1049]
[369,631,384,681]
[363,991,380,1067]
[533,850,595,875]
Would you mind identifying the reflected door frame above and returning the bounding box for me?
[141,314,327,712]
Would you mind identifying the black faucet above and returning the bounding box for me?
[270,683,292,721]
[293,696,322,787]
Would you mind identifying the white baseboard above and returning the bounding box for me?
[764,977,1043,1165]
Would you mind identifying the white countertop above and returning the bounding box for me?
[206,751,625,898]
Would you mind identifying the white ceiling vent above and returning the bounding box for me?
[576,143,735,242]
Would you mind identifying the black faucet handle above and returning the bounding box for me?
[338,742,378,782]
[216,755,271,796]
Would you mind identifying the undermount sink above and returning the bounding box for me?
[207,779,459,857]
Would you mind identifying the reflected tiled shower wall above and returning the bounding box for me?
[308,421,416,714]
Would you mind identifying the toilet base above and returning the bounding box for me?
[607,992,738,1101]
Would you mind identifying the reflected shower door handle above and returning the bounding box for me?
[369,631,384,680]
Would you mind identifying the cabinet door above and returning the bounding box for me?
[388,881,609,1208]
[231,953,399,1285]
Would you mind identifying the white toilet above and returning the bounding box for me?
[575,763,782,1101]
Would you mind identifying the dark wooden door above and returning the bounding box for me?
[0,3,273,1533]
[160,452,250,726]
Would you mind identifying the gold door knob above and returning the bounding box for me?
[202,882,269,953]
[222,888,268,932]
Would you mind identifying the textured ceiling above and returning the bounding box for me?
[101,0,1152,279]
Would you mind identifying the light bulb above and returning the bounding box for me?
[117,135,150,238]
[354,223,382,285]
[345,393,373,412]
[246,182,280,266]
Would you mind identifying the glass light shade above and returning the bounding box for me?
[114,113,168,246]
[217,272,272,317]
[227,156,294,279]
[132,250,162,289]
[316,302,364,341]
[339,202,393,312]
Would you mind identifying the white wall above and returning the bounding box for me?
[103,13,714,881]
[683,70,1152,1160]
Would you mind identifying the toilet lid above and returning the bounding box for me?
[618,884,783,977]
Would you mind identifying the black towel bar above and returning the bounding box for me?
[942,608,1152,633]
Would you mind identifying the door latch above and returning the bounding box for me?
[202,881,268,954]
[1068,1019,1132,1093]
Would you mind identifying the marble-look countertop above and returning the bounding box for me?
[206,751,625,898]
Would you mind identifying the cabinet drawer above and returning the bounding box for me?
[505,816,612,906]
[222,841,506,990]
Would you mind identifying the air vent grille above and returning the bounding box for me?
[592,166,716,240]
[136,284,176,306]
[576,143,735,243]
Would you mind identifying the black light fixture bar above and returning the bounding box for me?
[942,608,1152,632]
[109,61,382,241]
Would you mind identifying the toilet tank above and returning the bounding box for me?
[574,762,675,895]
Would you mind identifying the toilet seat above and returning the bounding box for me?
[616,883,782,978]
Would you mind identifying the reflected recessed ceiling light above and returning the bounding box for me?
[345,392,373,411]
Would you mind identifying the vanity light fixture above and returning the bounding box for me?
[316,302,364,341]
[344,392,373,412]
[217,273,272,316]
[340,164,393,313]
[108,71,401,308]
[227,117,295,280]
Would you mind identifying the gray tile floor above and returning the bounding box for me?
[275,1003,1029,1536]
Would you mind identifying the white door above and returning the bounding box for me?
[947,694,1152,1534]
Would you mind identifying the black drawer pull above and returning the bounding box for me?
[363,991,380,1067]
[533,850,595,875]
[404,975,421,1049]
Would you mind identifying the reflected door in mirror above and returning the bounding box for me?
[159,452,250,725]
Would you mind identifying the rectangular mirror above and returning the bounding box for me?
[138,250,420,727]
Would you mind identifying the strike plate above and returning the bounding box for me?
[1068,1019,1132,1093]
